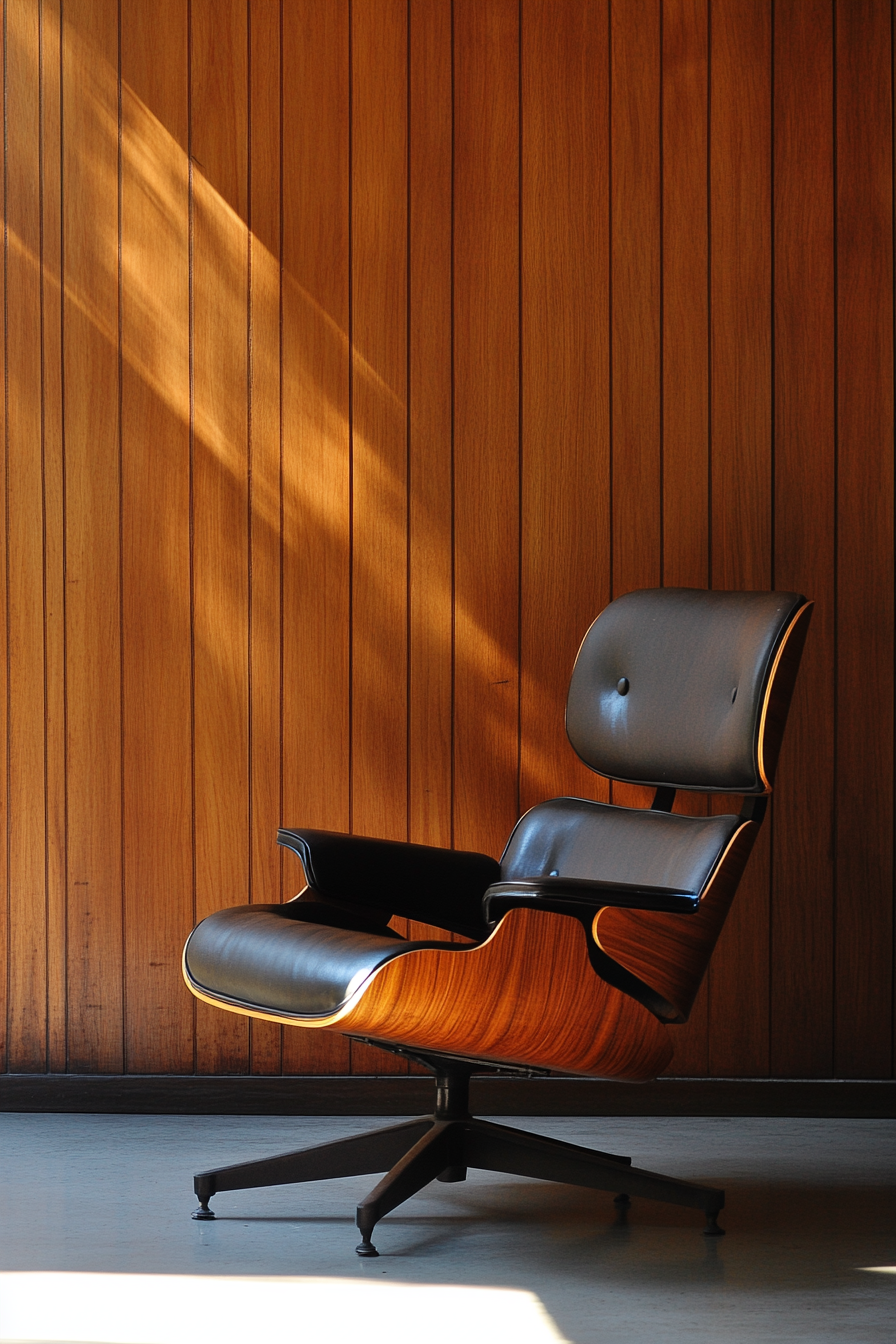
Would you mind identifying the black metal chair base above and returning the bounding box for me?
[192,1066,725,1254]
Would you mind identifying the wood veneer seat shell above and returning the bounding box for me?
[184,906,673,1082]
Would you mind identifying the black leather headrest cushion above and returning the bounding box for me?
[565,588,807,793]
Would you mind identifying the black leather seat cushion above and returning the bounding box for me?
[184,902,454,1018]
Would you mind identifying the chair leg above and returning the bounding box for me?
[463,1117,724,1226]
[355,1120,459,1257]
[192,1117,432,1219]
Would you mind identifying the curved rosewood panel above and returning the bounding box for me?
[186,907,673,1082]
[595,821,759,1023]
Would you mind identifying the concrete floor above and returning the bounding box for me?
[0,1112,893,1343]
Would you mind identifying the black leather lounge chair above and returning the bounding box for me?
[183,587,812,1255]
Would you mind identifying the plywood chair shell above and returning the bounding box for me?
[594,820,759,1023]
[184,906,673,1081]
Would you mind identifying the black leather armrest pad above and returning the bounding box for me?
[278,828,500,939]
[483,876,700,922]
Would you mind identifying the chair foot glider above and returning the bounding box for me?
[183,588,811,1254]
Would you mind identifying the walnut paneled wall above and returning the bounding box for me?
[2,0,893,1079]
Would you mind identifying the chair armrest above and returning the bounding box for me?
[277,828,501,939]
[483,876,700,924]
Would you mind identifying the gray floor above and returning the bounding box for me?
[0,1112,894,1343]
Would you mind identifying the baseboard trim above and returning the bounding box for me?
[0,1074,893,1117]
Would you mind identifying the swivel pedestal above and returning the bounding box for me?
[192,1060,725,1255]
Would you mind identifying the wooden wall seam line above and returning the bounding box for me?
[116,0,125,1077]
[768,0,775,1074]
[706,0,712,588]
[831,0,839,1071]
[347,0,354,844]
[58,0,67,1076]
[188,0,197,1076]
[39,0,47,1074]
[405,0,410,849]
[607,0,614,608]
[891,0,896,1081]
[451,0,459,860]
[2,0,8,1075]
[659,0,665,592]
[516,0,521,825]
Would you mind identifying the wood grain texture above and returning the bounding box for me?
[453,0,520,860]
[191,0,251,1074]
[280,0,351,1074]
[706,0,773,1077]
[62,0,124,1073]
[657,0,711,1076]
[121,0,193,1076]
[772,17,836,1066]
[2,0,895,1081]
[0,0,7,1071]
[610,0,661,602]
[408,0,453,854]
[247,0,283,1075]
[520,0,611,814]
[5,0,47,1069]
[709,0,772,594]
[348,2,409,1078]
[834,0,894,1077]
[41,0,67,1074]
[350,0,408,847]
[607,0,662,819]
[186,906,674,1081]
[662,0,708,591]
[403,0,455,1017]
[597,821,758,1025]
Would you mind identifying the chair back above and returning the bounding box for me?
[554,588,813,1020]
[566,588,811,793]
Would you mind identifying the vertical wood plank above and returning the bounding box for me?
[351,0,408,846]
[834,0,894,1077]
[453,0,520,860]
[660,0,711,1076]
[404,0,459,1008]
[608,0,662,817]
[63,0,123,1071]
[662,0,708,593]
[520,0,611,815]
[6,0,47,1069]
[408,0,453,854]
[771,0,835,1077]
[0,0,8,1070]
[121,0,193,1074]
[349,0,408,1076]
[280,0,351,1074]
[707,0,773,1077]
[191,0,251,1074]
[610,0,661,602]
[41,0,67,1072]
[248,0,283,1075]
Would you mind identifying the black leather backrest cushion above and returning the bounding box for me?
[565,588,806,793]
